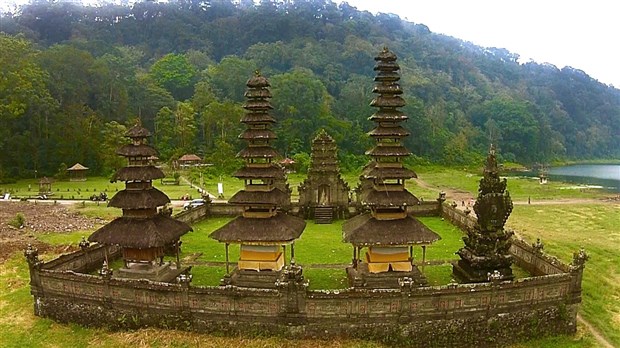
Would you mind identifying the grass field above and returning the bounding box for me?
[507,203,620,347]
[1,166,617,347]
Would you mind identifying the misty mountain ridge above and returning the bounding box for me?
[0,0,618,178]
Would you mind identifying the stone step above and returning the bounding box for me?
[314,206,333,224]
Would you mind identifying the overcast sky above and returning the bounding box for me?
[2,0,618,87]
[344,0,619,87]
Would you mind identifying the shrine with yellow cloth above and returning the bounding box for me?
[365,246,412,273]
[238,245,284,271]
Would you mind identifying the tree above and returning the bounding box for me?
[149,53,197,100]
[100,121,128,175]
[0,35,55,178]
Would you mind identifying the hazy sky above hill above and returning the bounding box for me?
[1,0,617,87]
[345,0,619,87]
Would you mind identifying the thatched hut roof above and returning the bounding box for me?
[108,188,170,209]
[67,163,89,171]
[343,214,440,247]
[39,176,53,184]
[210,213,305,244]
[89,214,191,248]
[179,154,202,162]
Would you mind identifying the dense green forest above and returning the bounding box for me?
[1,0,619,180]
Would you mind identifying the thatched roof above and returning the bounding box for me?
[116,144,158,157]
[233,166,285,179]
[210,213,305,244]
[366,145,411,157]
[241,113,276,123]
[89,214,191,249]
[375,47,398,61]
[108,188,170,209]
[361,189,420,206]
[179,154,202,162]
[239,129,277,140]
[67,163,88,171]
[39,176,53,184]
[361,165,417,180]
[228,188,289,206]
[343,214,440,247]
[238,147,279,159]
[370,96,406,108]
[368,126,410,137]
[126,125,151,138]
[112,166,165,182]
[246,72,270,88]
[368,109,408,122]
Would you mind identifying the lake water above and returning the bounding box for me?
[510,164,620,193]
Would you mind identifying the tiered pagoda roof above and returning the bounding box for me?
[89,125,191,249]
[308,129,340,175]
[344,47,439,247]
[211,72,304,244]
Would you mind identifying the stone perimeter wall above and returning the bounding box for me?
[26,202,583,347]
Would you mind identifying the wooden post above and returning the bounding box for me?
[291,242,296,264]
[353,247,357,268]
[176,240,181,268]
[283,244,287,265]
[422,245,427,272]
[409,245,413,264]
[225,243,230,275]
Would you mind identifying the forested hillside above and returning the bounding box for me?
[1,0,619,180]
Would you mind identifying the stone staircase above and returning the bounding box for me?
[314,206,334,224]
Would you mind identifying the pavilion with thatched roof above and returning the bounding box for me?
[178,154,202,167]
[343,48,440,288]
[67,163,88,181]
[38,177,53,196]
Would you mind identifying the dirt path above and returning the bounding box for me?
[577,315,615,348]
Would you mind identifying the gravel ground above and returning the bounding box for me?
[0,201,105,261]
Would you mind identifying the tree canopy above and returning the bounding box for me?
[0,0,618,179]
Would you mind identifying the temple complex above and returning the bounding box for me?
[298,129,350,223]
[210,72,306,288]
[88,125,192,282]
[453,144,515,282]
[343,48,440,288]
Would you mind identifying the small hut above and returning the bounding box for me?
[178,154,202,167]
[67,163,88,181]
[38,177,53,195]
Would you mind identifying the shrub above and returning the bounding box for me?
[9,213,25,228]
